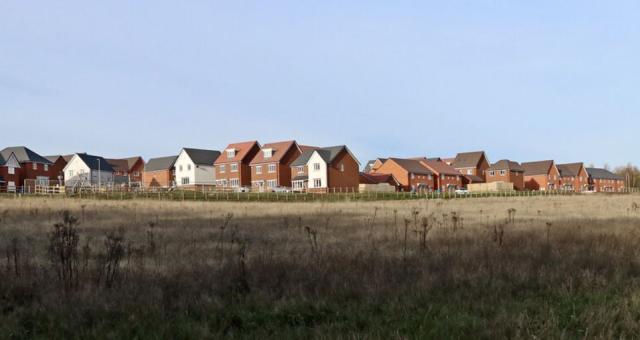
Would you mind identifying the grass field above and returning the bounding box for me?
[1,194,640,338]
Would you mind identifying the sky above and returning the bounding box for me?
[1,1,639,168]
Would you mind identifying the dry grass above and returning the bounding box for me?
[1,194,640,338]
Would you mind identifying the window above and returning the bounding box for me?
[267,179,277,187]
[181,177,190,185]
[68,170,74,177]
[133,172,140,177]
[8,167,14,175]
[44,164,49,171]
[187,164,191,171]
[226,149,235,158]
[216,179,228,187]
[32,163,37,170]
[179,165,183,172]
[313,163,321,171]
[313,178,322,187]
[230,163,238,172]
[230,178,240,187]
[488,171,495,176]
[466,169,472,175]
[219,165,225,173]
[268,164,276,173]
[263,148,273,158]
[499,170,506,176]
[441,174,445,179]
[340,163,344,172]
[428,175,432,180]
[256,165,262,174]
[297,166,304,174]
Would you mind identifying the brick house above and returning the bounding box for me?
[451,151,490,184]
[557,163,589,192]
[214,141,261,189]
[418,158,463,191]
[249,140,306,191]
[290,146,360,193]
[1,146,54,189]
[359,172,401,187]
[521,160,561,191]
[44,155,74,183]
[486,160,525,190]
[106,157,145,188]
[143,155,177,189]
[363,158,388,173]
[372,158,435,192]
[0,152,22,192]
[586,168,625,192]
[175,148,221,188]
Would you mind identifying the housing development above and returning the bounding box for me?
[0,144,626,194]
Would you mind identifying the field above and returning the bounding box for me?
[2,194,640,338]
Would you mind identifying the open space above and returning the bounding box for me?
[2,194,640,338]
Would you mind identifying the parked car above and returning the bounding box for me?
[271,187,292,193]
[234,186,251,193]
[455,189,469,195]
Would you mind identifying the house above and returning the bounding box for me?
[1,146,53,187]
[106,157,145,187]
[174,148,221,188]
[290,145,360,193]
[556,163,590,192]
[143,155,177,189]
[521,160,561,191]
[418,158,463,191]
[371,158,434,192]
[44,155,74,183]
[214,141,261,189]
[486,160,525,190]
[63,153,115,188]
[586,168,625,192]
[359,172,401,192]
[0,152,21,192]
[249,140,307,191]
[451,151,490,184]
[363,158,388,173]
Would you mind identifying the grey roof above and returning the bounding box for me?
[557,163,584,177]
[452,151,486,169]
[364,158,387,172]
[145,156,178,172]
[291,145,356,167]
[586,168,624,180]
[0,154,5,166]
[489,160,524,172]
[76,153,114,172]
[1,146,52,164]
[183,148,220,165]
[522,160,555,176]
[44,155,62,163]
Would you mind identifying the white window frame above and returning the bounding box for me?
[32,163,37,170]
[8,167,15,175]
[268,163,276,173]
[297,166,304,174]
[181,177,190,185]
[44,164,49,171]
[219,164,225,173]
[499,170,506,176]
[313,178,322,188]
[230,163,238,172]
[256,165,262,174]
[313,163,321,171]
[267,179,277,187]
[230,178,240,187]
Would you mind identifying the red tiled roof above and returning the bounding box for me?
[388,158,433,176]
[420,159,461,176]
[359,172,400,186]
[249,140,297,165]
[214,141,260,164]
[521,160,555,176]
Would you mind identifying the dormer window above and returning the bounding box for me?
[226,149,236,158]
[263,148,273,158]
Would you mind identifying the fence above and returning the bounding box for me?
[2,185,639,202]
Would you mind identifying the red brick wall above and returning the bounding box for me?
[435,174,462,191]
[374,160,435,191]
[327,150,360,192]
[591,178,625,192]
[486,170,525,190]
[143,170,173,188]
[0,167,22,191]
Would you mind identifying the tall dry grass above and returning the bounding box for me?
[1,194,640,338]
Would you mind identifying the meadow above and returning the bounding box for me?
[1,194,640,339]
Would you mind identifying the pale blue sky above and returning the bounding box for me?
[1,1,638,167]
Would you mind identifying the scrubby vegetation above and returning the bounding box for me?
[1,195,640,338]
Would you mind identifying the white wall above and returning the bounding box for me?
[307,152,328,189]
[174,150,196,186]
[63,155,91,186]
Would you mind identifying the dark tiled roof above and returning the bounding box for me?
[250,140,297,165]
[522,160,554,176]
[359,172,399,186]
[145,156,178,172]
[214,141,259,164]
[184,148,221,165]
[586,168,624,180]
[464,174,484,183]
[291,150,315,167]
[557,163,584,177]
[1,146,52,164]
[388,158,433,176]
[105,158,129,172]
[76,154,114,172]
[291,145,357,167]
[489,160,524,172]
[363,158,387,172]
[452,151,486,169]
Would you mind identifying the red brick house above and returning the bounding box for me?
[451,151,490,184]
[290,146,360,193]
[372,158,434,192]
[214,141,261,189]
[0,152,22,192]
[359,172,401,187]
[106,157,145,187]
[586,168,625,192]
[486,160,525,190]
[1,146,54,189]
[522,160,561,191]
[44,155,74,183]
[143,155,177,189]
[418,158,463,191]
[249,140,306,191]
[557,163,590,192]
